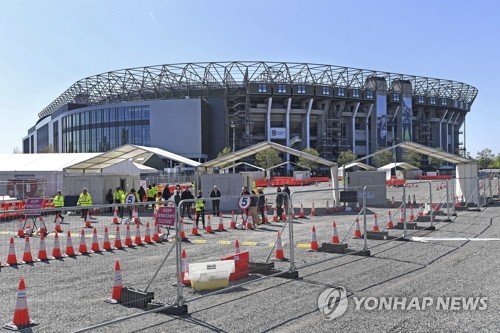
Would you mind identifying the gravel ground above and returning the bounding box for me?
[0,182,498,332]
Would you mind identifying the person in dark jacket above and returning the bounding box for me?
[276,187,284,221]
[210,185,221,217]
[173,184,182,207]
[162,184,172,202]
[257,188,266,223]
[181,187,194,218]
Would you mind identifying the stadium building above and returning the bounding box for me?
[23,61,477,167]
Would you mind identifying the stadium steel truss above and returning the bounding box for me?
[37,61,478,161]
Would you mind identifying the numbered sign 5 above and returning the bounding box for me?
[238,196,251,209]
[125,194,136,204]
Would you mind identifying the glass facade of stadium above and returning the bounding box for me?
[23,62,477,165]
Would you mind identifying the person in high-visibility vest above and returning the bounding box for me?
[147,185,155,209]
[114,187,124,218]
[195,190,205,229]
[52,190,65,222]
[77,188,92,219]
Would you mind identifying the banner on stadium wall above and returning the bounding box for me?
[376,94,387,148]
[270,127,286,139]
[402,96,412,141]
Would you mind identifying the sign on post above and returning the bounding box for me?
[238,196,251,210]
[156,206,176,227]
[24,198,44,217]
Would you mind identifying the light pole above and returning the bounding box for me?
[230,121,236,173]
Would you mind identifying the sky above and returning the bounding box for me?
[0,0,498,158]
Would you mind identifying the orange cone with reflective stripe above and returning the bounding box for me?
[91,227,101,253]
[372,213,380,232]
[109,260,123,303]
[51,232,62,259]
[17,219,24,238]
[264,206,269,223]
[144,222,153,244]
[133,207,141,224]
[7,237,19,266]
[191,221,200,236]
[135,224,143,246]
[291,205,296,219]
[85,211,92,228]
[205,215,213,233]
[4,277,38,330]
[399,207,405,224]
[112,207,119,224]
[37,234,48,261]
[38,216,47,236]
[386,211,394,229]
[275,232,286,260]
[409,205,415,222]
[272,205,278,222]
[310,226,318,251]
[181,249,190,286]
[332,222,340,244]
[22,237,34,264]
[78,229,88,255]
[65,231,76,257]
[235,239,241,254]
[310,202,317,216]
[55,214,63,233]
[152,226,161,242]
[299,203,305,218]
[217,214,226,232]
[353,218,362,239]
[246,215,254,230]
[230,211,236,229]
[114,226,123,249]
[124,225,133,247]
[102,227,112,251]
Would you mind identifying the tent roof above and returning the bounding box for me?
[65,144,200,173]
[199,141,336,170]
[101,160,159,175]
[0,153,101,172]
[342,162,376,171]
[397,141,473,164]
[378,162,419,171]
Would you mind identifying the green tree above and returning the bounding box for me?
[373,149,394,168]
[255,148,282,169]
[40,145,55,153]
[217,146,233,168]
[297,148,320,170]
[476,148,495,169]
[337,150,357,165]
[403,150,422,168]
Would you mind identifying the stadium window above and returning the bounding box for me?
[322,86,329,95]
[440,98,447,106]
[277,84,286,93]
[297,85,306,94]
[258,84,267,93]
[352,89,360,98]
[454,100,458,107]
[393,93,400,102]
[430,97,436,105]
[418,96,425,104]
[338,88,345,96]
[366,90,374,99]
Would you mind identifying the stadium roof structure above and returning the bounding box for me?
[38,61,478,118]
[396,141,474,165]
[341,162,376,171]
[377,162,419,171]
[64,144,200,174]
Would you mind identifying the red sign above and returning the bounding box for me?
[156,206,176,227]
[24,198,44,217]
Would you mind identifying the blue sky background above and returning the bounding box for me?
[1,0,498,157]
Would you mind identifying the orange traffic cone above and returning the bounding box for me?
[291,205,296,219]
[275,232,286,260]
[4,277,38,330]
[38,216,47,236]
[112,207,119,224]
[264,206,270,223]
[144,222,153,244]
[85,211,92,228]
[217,214,226,232]
[310,226,319,251]
[299,203,306,218]
[55,214,63,233]
[91,227,101,253]
[332,222,340,244]
[181,249,190,286]
[37,234,48,261]
[386,211,394,229]
[399,207,405,224]
[51,232,62,259]
[102,227,112,251]
[153,226,161,242]
[230,211,237,229]
[133,207,141,224]
[205,215,213,233]
[235,239,241,254]
[310,202,317,216]
[107,260,123,303]
[409,205,415,222]
[178,218,188,242]
[7,237,19,266]
[114,226,123,249]
[246,215,254,230]
[372,214,380,232]
[281,210,287,221]
[78,229,88,255]
[65,231,76,257]
[353,218,362,239]
[124,225,133,247]
[272,205,278,222]
[22,237,34,264]
[135,224,143,246]
[191,220,200,236]
[17,219,24,238]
